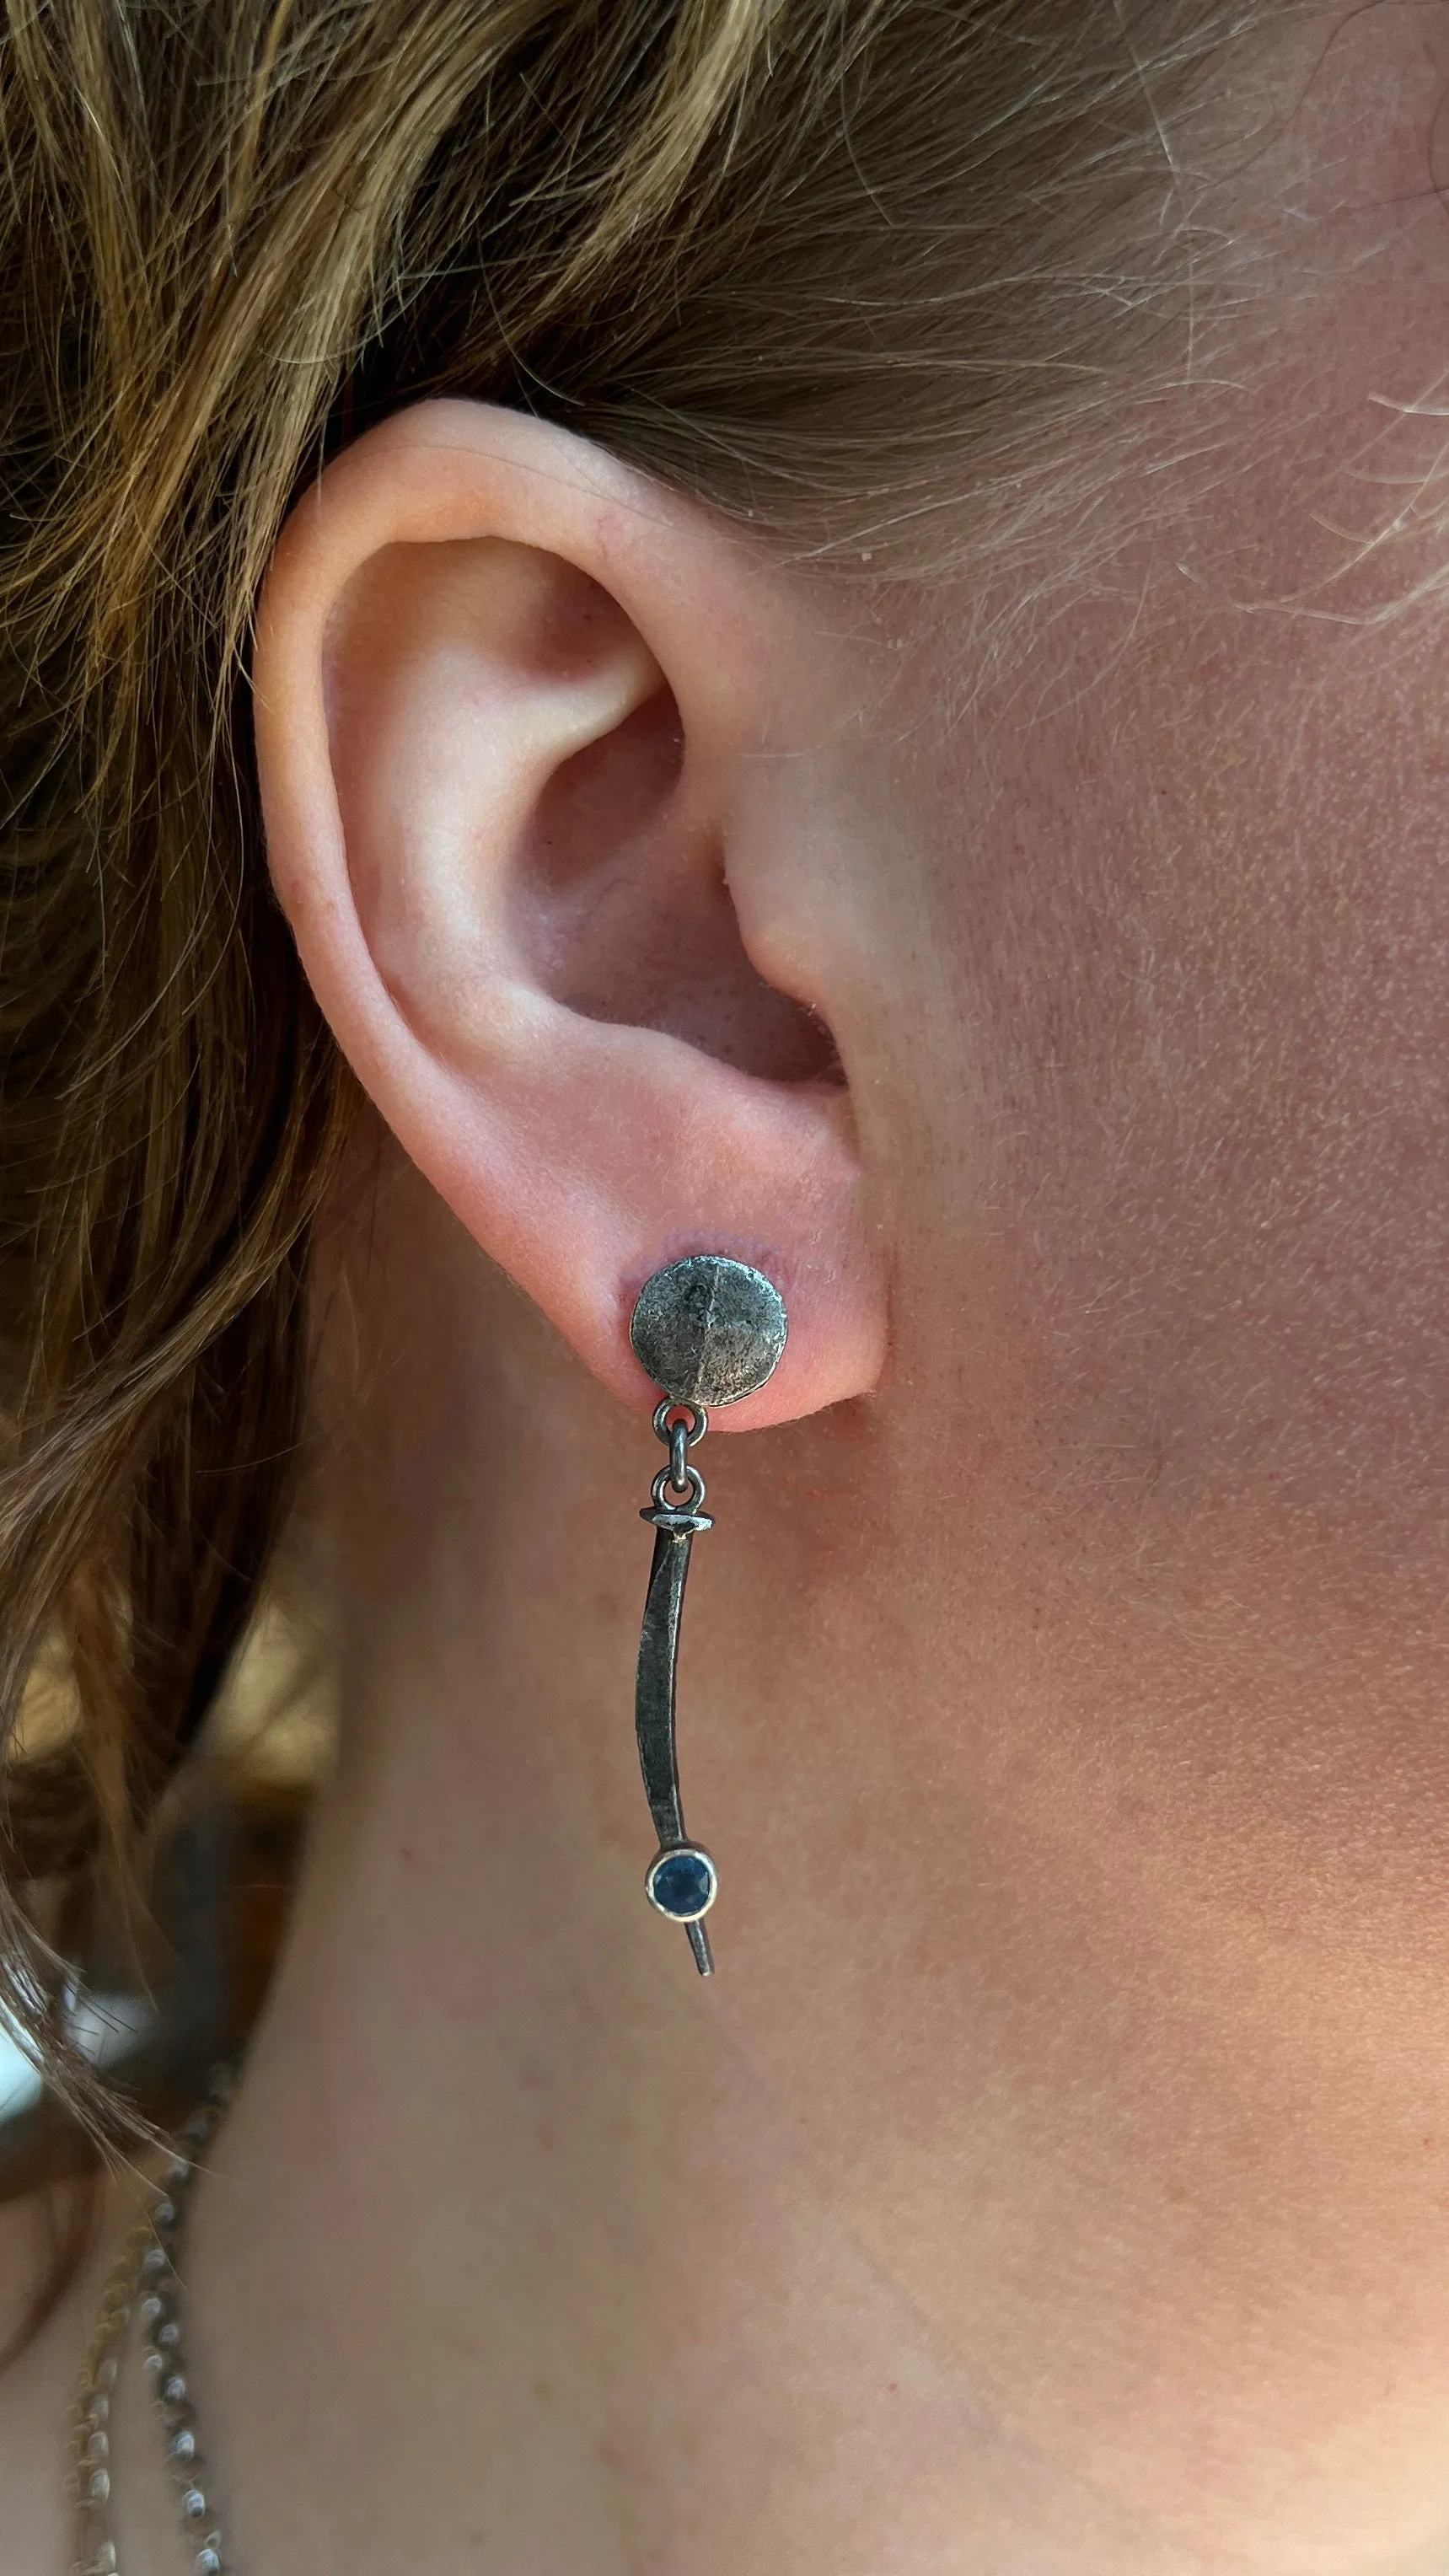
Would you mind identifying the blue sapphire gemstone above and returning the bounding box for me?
[647,1847,716,1920]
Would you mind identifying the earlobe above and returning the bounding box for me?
[254,400,887,1427]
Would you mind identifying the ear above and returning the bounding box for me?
[253,400,885,1427]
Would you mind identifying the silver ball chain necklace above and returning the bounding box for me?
[72,2067,238,2576]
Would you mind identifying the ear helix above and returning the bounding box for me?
[628,1254,788,1976]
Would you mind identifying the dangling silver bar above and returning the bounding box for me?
[628,1254,790,1976]
[637,1404,716,1975]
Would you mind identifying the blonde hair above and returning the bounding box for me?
[0,0,1263,2134]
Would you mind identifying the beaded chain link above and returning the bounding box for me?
[72,2068,237,2576]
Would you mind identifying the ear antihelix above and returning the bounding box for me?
[626,1254,788,1977]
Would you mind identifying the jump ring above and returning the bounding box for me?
[652,1398,708,1449]
[651,1461,707,1512]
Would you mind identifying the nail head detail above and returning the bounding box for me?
[631,1256,787,1408]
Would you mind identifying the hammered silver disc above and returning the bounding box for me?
[631,1256,787,1407]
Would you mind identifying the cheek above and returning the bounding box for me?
[860,602,1449,1915]
[911,606,1449,1564]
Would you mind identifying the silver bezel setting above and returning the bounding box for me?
[645,1842,719,1924]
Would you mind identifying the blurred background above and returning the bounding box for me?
[0,1595,334,2201]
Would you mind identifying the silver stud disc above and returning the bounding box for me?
[630,1255,787,1407]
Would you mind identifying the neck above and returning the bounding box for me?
[154,1163,1449,2576]
[189,1688,1139,2576]
[169,1187,1151,2576]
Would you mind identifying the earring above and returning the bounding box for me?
[629,1253,788,1975]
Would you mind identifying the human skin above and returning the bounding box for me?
[11,6,1449,2571]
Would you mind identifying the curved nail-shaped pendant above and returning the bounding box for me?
[636,1418,716,1973]
[630,1257,788,1975]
